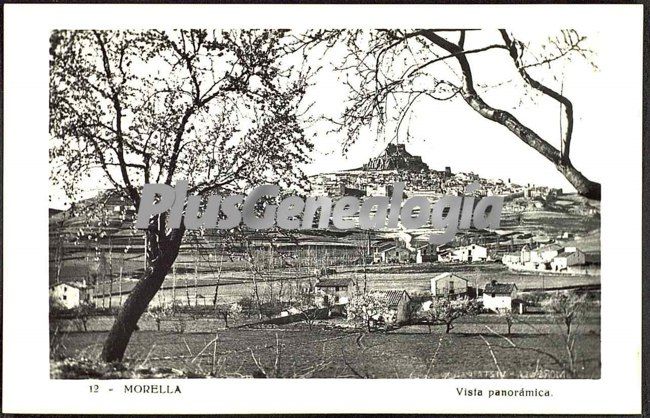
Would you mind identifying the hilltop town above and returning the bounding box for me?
[50,142,601,379]
[50,142,600,306]
[309,143,551,199]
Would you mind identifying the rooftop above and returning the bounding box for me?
[432,272,469,283]
[51,281,87,290]
[484,282,517,295]
[379,290,410,307]
[315,278,353,288]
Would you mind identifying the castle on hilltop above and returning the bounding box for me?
[363,143,430,172]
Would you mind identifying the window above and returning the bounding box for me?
[63,295,67,300]
[63,286,67,292]
[449,281,455,293]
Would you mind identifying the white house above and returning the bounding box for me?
[501,254,520,265]
[50,281,91,309]
[315,278,354,305]
[513,244,587,271]
[440,244,488,263]
[550,247,586,271]
[529,244,563,265]
[431,273,469,298]
[482,280,517,312]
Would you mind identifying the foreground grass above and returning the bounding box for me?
[51,316,600,379]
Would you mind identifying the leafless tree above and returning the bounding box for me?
[544,291,588,376]
[421,297,479,334]
[50,29,313,361]
[292,29,600,199]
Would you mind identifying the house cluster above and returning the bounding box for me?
[312,272,523,330]
[372,240,417,264]
[371,240,490,265]
[308,143,552,203]
[430,273,522,313]
[310,167,532,202]
[437,243,489,263]
[502,244,586,272]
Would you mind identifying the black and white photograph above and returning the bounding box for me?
[48,27,602,380]
[2,3,643,415]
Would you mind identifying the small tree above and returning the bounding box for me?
[543,291,588,377]
[147,305,171,331]
[347,292,392,332]
[293,289,322,330]
[237,296,256,318]
[74,303,94,332]
[427,297,479,334]
[259,300,284,319]
[500,309,515,336]
[216,302,242,329]
[544,291,587,336]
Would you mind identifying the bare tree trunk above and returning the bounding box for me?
[171,265,176,308]
[108,238,113,309]
[212,242,224,307]
[245,240,264,319]
[419,30,601,200]
[194,247,199,307]
[101,229,183,362]
[118,263,123,306]
[460,92,601,200]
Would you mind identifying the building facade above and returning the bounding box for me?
[482,281,517,312]
[431,273,469,298]
[50,282,91,309]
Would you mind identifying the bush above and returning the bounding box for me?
[259,300,283,319]
[237,296,256,317]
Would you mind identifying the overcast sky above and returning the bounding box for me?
[50,28,626,209]
[300,29,610,191]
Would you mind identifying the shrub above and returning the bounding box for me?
[347,292,393,332]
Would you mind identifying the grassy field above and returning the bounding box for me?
[52,313,600,379]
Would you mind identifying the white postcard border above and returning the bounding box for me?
[3,4,642,414]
